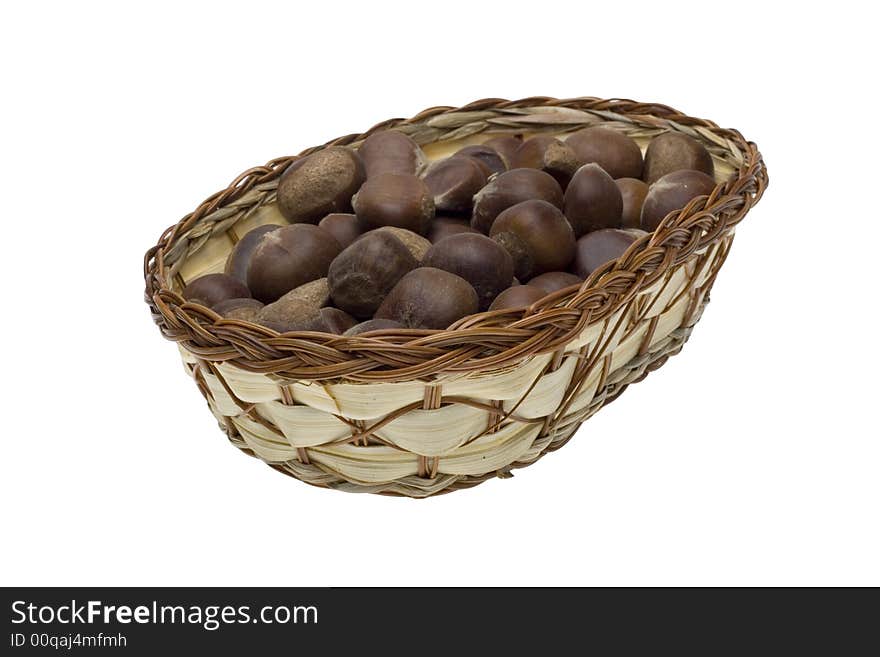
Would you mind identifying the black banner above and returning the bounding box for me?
[1,588,874,653]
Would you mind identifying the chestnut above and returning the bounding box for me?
[318,213,363,249]
[640,169,717,232]
[489,199,576,278]
[370,227,431,262]
[528,271,583,295]
[482,135,523,164]
[571,229,641,279]
[375,267,479,330]
[246,224,341,303]
[211,297,264,322]
[422,233,514,310]
[615,178,649,229]
[491,231,533,282]
[279,276,331,309]
[488,285,547,311]
[423,157,488,213]
[427,217,479,243]
[254,278,330,332]
[276,146,365,223]
[343,318,405,336]
[327,231,417,318]
[564,127,643,179]
[471,168,563,234]
[642,132,714,184]
[182,273,251,307]
[510,135,581,187]
[295,307,358,334]
[563,163,623,237]
[225,224,282,283]
[358,130,427,178]
[508,135,553,169]
[454,144,507,176]
[352,173,435,235]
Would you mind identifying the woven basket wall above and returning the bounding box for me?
[144,97,768,497]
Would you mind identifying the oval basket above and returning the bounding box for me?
[144,96,768,497]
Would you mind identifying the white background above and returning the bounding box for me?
[1,1,876,586]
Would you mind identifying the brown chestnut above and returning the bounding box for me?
[488,285,547,311]
[225,224,282,283]
[482,135,523,164]
[327,231,418,318]
[276,146,365,223]
[642,132,714,184]
[471,168,563,234]
[454,144,507,176]
[281,277,331,309]
[490,199,576,278]
[318,213,363,249]
[182,273,251,307]
[422,157,488,213]
[528,271,583,295]
[343,318,406,336]
[294,307,358,334]
[615,178,649,229]
[352,173,435,235]
[510,135,581,187]
[508,135,553,169]
[358,130,427,178]
[565,127,643,179]
[246,224,341,303]
[563,163,623,237]
[640,169,717,232]
[254,278,330,332]
[571,229,640,279]
[427,217,479,243]
[375,268,479,330]
[211,297,264,321]
[422,233,514,310]
[491,231,533,282]
[369,227,431,262]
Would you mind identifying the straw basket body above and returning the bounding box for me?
[144,97,767,497]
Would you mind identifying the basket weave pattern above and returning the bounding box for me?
[144,97,767,497]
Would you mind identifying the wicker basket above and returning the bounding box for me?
[144,96,767,497]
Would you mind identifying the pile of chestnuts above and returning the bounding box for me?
[182,127,716,335]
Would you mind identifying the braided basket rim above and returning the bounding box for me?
[143,96,768,383]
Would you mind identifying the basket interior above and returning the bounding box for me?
[171,127,738,292]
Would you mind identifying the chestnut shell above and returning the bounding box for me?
[318,213,363,249]
[246,224,341,303]
[490,199,576,277]
[488,285,547,311]
[642,132,714,184]
[563,164,623,237]
[565,127,643,179]
[471,168,563,234]
[422,233,514,310]
[358,130,427,178]
[640,169,716,232]
[327,231,418,318]
[182,273,251,307]
[352,173,435,235]
[276,147,365,223]
[615,178,649,230]
[225,224,282,283]
[375,267,479,330]
[571,229,640,279]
